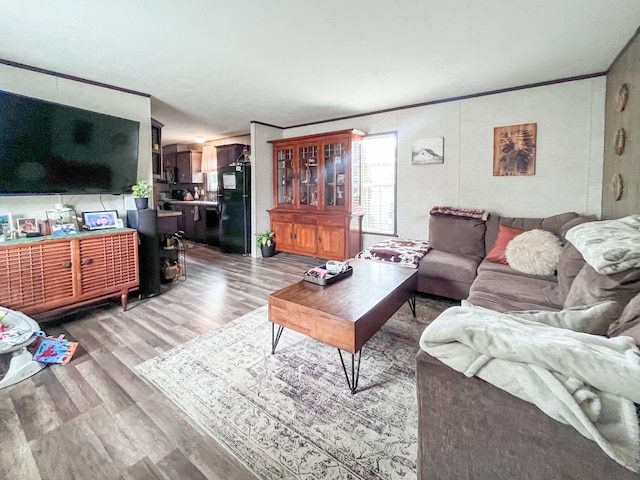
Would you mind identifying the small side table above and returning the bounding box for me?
[0,308,45,389]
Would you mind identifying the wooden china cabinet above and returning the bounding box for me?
[268,129,366,261]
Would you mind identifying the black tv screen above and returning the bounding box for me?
[0,90,140,195]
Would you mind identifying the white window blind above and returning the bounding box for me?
[361,133,396,234]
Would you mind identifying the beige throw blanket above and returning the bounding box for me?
[420,306,640,472]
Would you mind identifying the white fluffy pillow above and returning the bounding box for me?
[505,229,562,276]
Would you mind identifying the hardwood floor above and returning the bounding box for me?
[1,246,326,480]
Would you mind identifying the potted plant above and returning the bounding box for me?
[256,230,276,257]
[131,180,152,210]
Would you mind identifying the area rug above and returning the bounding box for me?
[136,296,454,480]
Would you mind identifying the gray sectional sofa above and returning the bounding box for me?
[416,210,640,479]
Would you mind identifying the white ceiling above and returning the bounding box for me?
[1,1,639,145]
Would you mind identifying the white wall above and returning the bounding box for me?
[0,63,152,224]
[251,122,281,257]
[253,77,606,248]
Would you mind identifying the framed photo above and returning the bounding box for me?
[0,212,12,238]
[51,223,78,236]
[16,217,38,236]
[47,208,78,235]
[83,210,118,230]
[493,123,537,176]
[412,137,444,165]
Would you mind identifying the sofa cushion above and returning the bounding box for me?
[505,229,562,276]
[485,225,523,264]
[558,215,597,243]
[564,264,640,316]
[558,242,587,297]
[485,212,580,254]
[608,292,640,344]
[418,250,481,284]
[429,215,486,258]
[467,270,564,312]
[477,258,557,281]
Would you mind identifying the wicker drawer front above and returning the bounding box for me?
[0,241,74,310]
[78,232,138,296]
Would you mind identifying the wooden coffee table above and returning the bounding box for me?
[268,258,418,394]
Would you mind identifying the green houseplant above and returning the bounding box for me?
[256,230,276,257]
[131,180,152,210]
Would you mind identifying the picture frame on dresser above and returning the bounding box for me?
[46,208,78,235]
[83,210,118,230]
[16,217,38,236]
[0,212,13,239]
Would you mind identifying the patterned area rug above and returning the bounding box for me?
[136,296,455,480]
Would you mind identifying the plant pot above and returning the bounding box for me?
[134,198,149,210]
[261,244,276,258]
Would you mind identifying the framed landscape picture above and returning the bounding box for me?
[0,212,12,238]
[412,137,444,165]
[493,123,537,176]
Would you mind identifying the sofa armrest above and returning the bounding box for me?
[415,350,638,480]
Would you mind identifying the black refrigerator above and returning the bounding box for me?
[219,164,251,254]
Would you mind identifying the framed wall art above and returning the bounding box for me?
[493,123,537,176]
[412,137,444,165]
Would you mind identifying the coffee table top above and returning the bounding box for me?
[268,258,418,353]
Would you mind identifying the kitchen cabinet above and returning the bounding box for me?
[167,202,218,244]
[176,151,203,184]
[163,152,177,183]
[0,229,139,319]
[152,118,164,181]
[216,144,248,169]
[268,129,365,261]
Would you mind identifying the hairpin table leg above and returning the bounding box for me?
[271,323,284,354]
[407,293,416,318]
[338,349,362,394]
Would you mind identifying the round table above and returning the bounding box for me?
[0,307,45,389]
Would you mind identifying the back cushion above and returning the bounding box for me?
[564,264,640,318]
[558,242,587,297]
[485,212,580,255]
[429,215,486,258]
[608,292,640,344]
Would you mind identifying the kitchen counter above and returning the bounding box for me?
[162,199,219,207]
[157,210,182,218]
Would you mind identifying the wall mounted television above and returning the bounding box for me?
[0,90,140,195]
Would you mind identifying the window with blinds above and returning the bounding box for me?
[361,133,397,234]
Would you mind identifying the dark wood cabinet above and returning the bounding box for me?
[152,118,164,180]
[176,151,203,184]
[268,129,365,261]
[216,144,248,169]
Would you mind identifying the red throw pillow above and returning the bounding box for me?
[486,225,524,264]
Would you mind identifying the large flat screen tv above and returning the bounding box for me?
[0,90,140,195]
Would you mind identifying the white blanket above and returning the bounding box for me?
[419,306,640,472]
[566,214,640,274]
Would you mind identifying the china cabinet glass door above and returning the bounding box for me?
[323,141,347,208]
[276,147,294,206]
[297,143,319,208]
